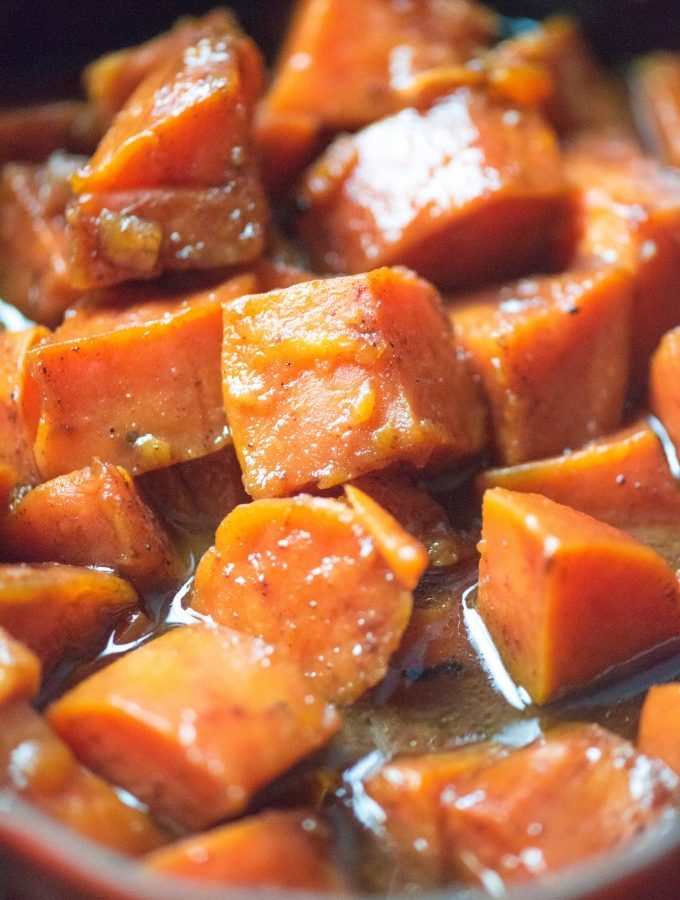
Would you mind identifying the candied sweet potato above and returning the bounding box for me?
[48,623,340,831]
[651,327,680,452]
[222,268,486,498]
[0,461,181,594]
[631,53,680,168]
[477,488,680,703]
[0,564,138,676]
[296,89,566,290]
[442,724,679,885]
[145,808,346,890]
[192,493,426,703]
[450,267,632,465]
[0,700,167,855]
[28,278,253,479]
[0,101,104,167]
[639,684,680,777]
[0,627,41,706]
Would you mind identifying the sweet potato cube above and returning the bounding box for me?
[296,90,566,290]
[450,267,632,465]
[651,327,680,452]
[0,101,104,167]
[0,564,138,676]
[631,53,680,168]
[0,461,181,593]
[441,724,680,884]
[0,628,41,706]
[28,278,253,479]
[477,421,680,528]
[192,493,425,703]
[221,268,487,497]
[0,700,168,855]
[48,623,340,830]
[0,155,82,326]
[639,684,680,777]
[145,808,346,890]
[477,488,680,703]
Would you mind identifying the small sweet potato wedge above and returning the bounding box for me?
[639,683,680,777]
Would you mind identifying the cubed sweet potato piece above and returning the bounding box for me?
[0,154,83,325]
[391,593,469,684]
[0,461,181,593]
[477,421,680,528]
[0,700,168,855]
[0,101,104,167]
[441,724,679,885]
[68,28,267,289]
[565,139,680,383]
[639,684,680,777]
[296,90,566,290]
[0,563,138,676]
[145,808,346,890]
[0,628,41,706]
[450,266,632,465]
[28,277,253,479]
[48,623,340,831]
[0,325,49,486]
[651,327,680,452]
[478,488,680,703]
[192,493,426,703]
[631,53,680,168]
[222,268,487,498]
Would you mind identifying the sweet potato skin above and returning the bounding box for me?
[478,488,680,703]
[48,623,340,831]
[192,494,424,703]
[639,684,680,777]
[222,268,486,498]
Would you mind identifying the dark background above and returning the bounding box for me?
[1,0,679,103]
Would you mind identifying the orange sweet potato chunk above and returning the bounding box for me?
[651,327,680,452]
[639,684,680,777]
[0,627,41,707]
[0,700,168,856]
[192,493,425,704]
[477,421,680,528]
[296,90,566,290]
[0,155,82,326]
[28,277,253,479]
[0,101,104,167]
[0,461,181,593]
[145,808,346,890]
[222,268,487,498]
[477,488,680,703]
[631,53,680,168]
[48,623,340,831]
[450,266,632,465]
[0,564,138,676]
[441,724,679,885]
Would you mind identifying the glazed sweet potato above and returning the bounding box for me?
[631,53,680,168]
[145,808,346,890]
[221,268,487,498]
[0,461,181,593]
[450,266,632,465]
[0,101,104,167]
[28,277,253,479]
[0,154,82,325]
[0,627,41,706]
[477,488,680,703]
[0,699,167,856]
[192,492,426,703]
[650,326,680,452]
[296,89,566,290]
[639,684,680,777]
[0,564,138,676]
[48,623,340,830]
[477,421,680,528]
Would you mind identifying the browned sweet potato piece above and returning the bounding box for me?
[0,627,41,706]
[0,564,138,676]
[68,26,267,289]
[145,808,346,889]
[0,699,167,855]
[192,493,426,703]
[0,326,49,486]
[477,421,680,528]
[0,461,181,593]
[565,139,680,383]
[441,724,679,885]
[631,53,680,168]
[392,592,469,683]
[639,684,680,777]
[0,101,104,166]
[28,276,253,479]
[450,266,632,465]
[296,90,566,290]
[48,623,340,831]
[651,327,680,452]
[222,268,486,498]
[0,154,83,325]
[478,488,680,704]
